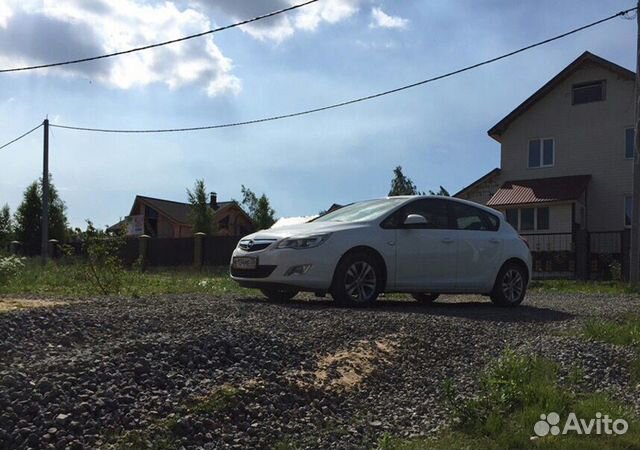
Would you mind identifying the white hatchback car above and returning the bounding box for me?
[230,196,532,307]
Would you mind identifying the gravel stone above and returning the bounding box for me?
[0,292,639,449]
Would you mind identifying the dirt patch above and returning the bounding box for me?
[0,298,67,313]
[292,336,399,391]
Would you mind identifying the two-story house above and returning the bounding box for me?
[456,52,635,249]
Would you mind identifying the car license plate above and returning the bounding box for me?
[232,256,257,270]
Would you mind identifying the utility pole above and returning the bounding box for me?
[41,118,49,265]
[631,2,640,283]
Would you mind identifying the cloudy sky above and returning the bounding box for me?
[0,0,636,228]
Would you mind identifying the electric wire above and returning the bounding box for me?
[0,123,43,151]
[49,6,637,134]
[0,0,319,73]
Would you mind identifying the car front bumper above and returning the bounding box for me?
[229,246,337,291]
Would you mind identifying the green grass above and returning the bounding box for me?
[0,257,250,298]
[582,316,640,347]
[529,279,640,295]
[378,350,640,450]
[580,316,640,385]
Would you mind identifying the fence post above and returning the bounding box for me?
[9,241,21,256]
[622,229,631,281]
[138,234,150,271]
[574,229,589,281]
[47,239,59,259]
[194,232,206,269]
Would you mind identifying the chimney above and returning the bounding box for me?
[209,192,218,210]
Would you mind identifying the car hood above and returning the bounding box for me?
[243,221,369,240]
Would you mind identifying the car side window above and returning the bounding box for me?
[381,199,449,229]
[450,202,499,231]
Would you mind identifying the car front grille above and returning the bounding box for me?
[231,265,277,278]
[238,239,276,252]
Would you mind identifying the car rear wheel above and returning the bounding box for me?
[490,262,527,307]
[411,293,440,304]
[331,251,382,307]
[260,289,298,302]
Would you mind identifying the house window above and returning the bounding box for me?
[528,138,554,168]
[572,80,606,105]
[536,207,550,230]
[626,128,635,159]
[520,208,535,231]
[625,195,632,228]
[506,206,550,231]
[506,208,518,228]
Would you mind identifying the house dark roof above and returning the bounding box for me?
[131,195,234,224]
[488,51,635,141]
[454,168,501,197]
[486,175,591,207]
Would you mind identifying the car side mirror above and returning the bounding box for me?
[403,214,428,227]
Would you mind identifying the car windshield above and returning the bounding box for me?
[314,198,407,223]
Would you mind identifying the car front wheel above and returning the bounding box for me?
[490,262,527,307]
[331,251,382,307]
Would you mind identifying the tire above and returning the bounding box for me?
[260,289,298,302]
[411,293,440,304]
[331,251,383,307]
[490,262,527,307]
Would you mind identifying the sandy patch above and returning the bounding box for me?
[0,298,67,313]
[291,336,399,391]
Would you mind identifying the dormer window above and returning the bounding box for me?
[528,138,554,168]
[572,80,606,105]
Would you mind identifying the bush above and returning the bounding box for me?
[83,221,126,295]
[0,255,25,283]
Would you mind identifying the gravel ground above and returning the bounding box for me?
[1,292,639,450]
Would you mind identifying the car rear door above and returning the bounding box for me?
[449,201,503,291]
[384,199,458,291]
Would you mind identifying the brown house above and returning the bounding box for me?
[109,192,254,238]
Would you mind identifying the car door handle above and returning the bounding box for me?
[387,241,396,246]
[441,237,454,244]
[489,238,501,244]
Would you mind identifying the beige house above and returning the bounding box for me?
[456,51,635,248]
[108,193,254,238]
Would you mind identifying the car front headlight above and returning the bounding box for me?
[276,233,331,250]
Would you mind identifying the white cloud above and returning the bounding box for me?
[370,6,408,29]
[192,0,360,43]
[0,0,241,96]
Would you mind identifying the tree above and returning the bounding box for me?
[388,166,423,196]
[187,179,214,234]
[0,204,12,251]
[14,176,68,254]
[429,186,450,196]
[240,185,276,230]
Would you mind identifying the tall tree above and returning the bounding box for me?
[14,176,68,253]
[388,166,423,196]
[0,204,12,251]
[428,186,450,196]
[240,185,276,230]
[187,179,214,234]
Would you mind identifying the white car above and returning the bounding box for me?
[230,196,532,307]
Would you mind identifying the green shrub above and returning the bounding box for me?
[83,221,126,295]
[0,255,25,284]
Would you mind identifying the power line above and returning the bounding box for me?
[0,0,319,74]
[0,122,42,151]
[49,6,637,135]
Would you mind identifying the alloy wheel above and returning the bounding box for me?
[344,261,377,303]
[501,269,524,303]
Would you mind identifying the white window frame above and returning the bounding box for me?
[625,127,635,160]
[504,206,550,231]
[528,138,554,169]
[625,195,632,229]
